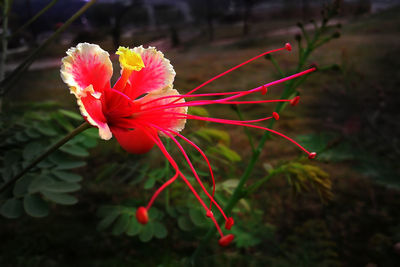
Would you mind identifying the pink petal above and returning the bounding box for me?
[78,88,112,140]
[61,43,113,97]
[134,86,187,134]
[124,46,175,99]
[111,126,155,154]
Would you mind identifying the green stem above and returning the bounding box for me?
[268,55,284,77]
[8,0,59,40]
[0,122,91,193]
[246,171,279,194]
[165,139,171,210]
[233,105,255,152]
[0,0,12,110]
[0,0,97,95]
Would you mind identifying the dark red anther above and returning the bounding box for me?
[206,210,213,218]
[219,234,235,247]
[272,112,279,121]
[225,217,234,230]
[136,206,149,224]
[308,152,317,159]
[261,85,268,95]
[290,96,300,106]
[285,43,292,51]
[309,62,318,71]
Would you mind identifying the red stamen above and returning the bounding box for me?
[273,112,280,120]
[139,67,316,115]
[225,217,234,230]
[139,99,293,115]
[139,127,226,237]
[144,44,293,108]
[183,44,291,98]
[146,171,179,210]
[261,85,268,95]
[206,210,213,218]
[136,206,149,224]
[219,234,235,247]
[290,96,300,106]
[148,123,228,221]
[170,113,314,157]
[219,67,316,102]
[308,152,317,159]
[165,130,217,211]
[285,42,292,51]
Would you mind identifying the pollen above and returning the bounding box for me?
[116,46,145,71]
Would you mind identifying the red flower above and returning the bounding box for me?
[61,43,316,246]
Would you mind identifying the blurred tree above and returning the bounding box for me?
[242,0,255,36]
[206,0,214,41]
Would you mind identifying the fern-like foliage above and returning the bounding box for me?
[0,102,98,218]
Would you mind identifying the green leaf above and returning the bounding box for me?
[139,224,154,242]
[112,213,131,235]
[41,191,78,205]
[0,198,23,219]
[153,222,168,239]
[144,177,156,190]
[52,170,82,183]
[210,144,241,162]
[82,127,99,138]
[194,128,230,144]
[60,144,89,157]
[188,106,209,117]
[3,150,21,181]
[28,175,54,193]
[15,132,29,142]
[148,208,161,220]
[126,217,142,236]
[318,142,355,162]
[221,179,239,191]
[42,182,81,193]
[55,161,86,170]
[76,134,98,148]
[25,128,41,138]
[296,133,337,153]
[51,112,75,132]
[231,226,260,248]
[189,208,207,227]
[58,109,84,121]
[13,174,33,197]
[178,216,194,231]
[34,122,57,136]
[49,152,87,170]
[23,142,43,160]
[23,194,49,218]
[37,159,54,168]
[97,210,120,231]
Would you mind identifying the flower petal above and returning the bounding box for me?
[61,43,112,97]
[78,85,112,140]
[124,46,175,99]
[111,126,156,154]
[134,86,187,134]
